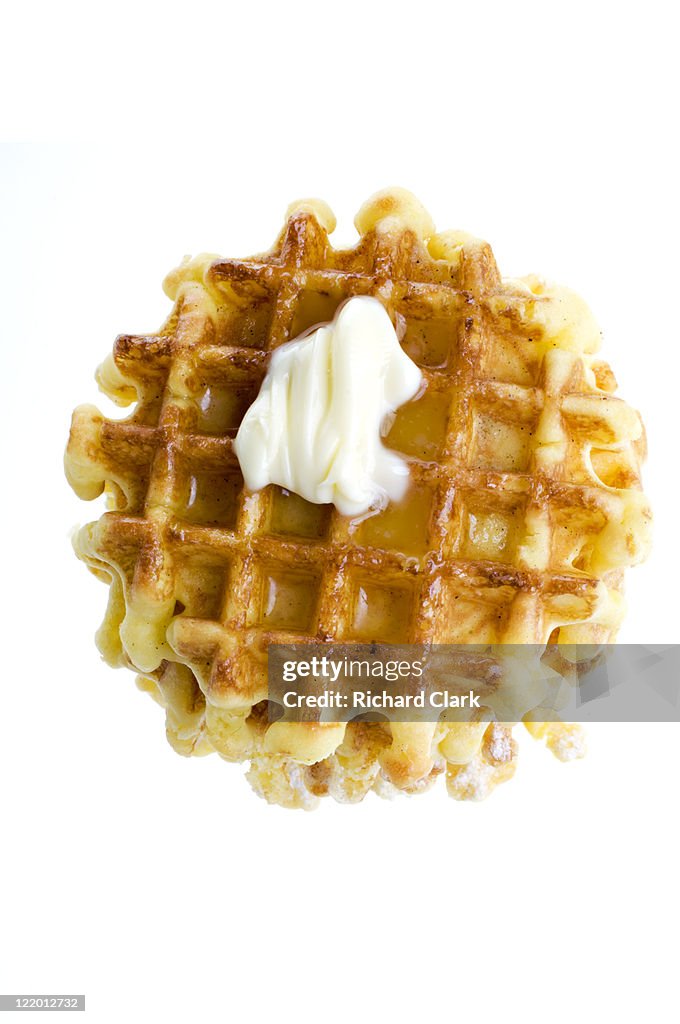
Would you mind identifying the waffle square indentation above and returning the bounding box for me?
[223,299,275,349]
[174,558,229,621]
[551,504,607,572]
[268,487,332,540]
[456,494,525,563]
[438,582,514,643]
[385,388,451,461]
[468,410,535,473]
[402,317,456,368]
[179,470,243,528]
[354,482,434,557]
[350,578,415,643]
[477,332,542,386]
[193,384,257,435]
[589,448,639,490]
[259,566,321,631]
[290,289,345,338]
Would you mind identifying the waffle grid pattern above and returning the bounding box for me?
[65,189,651,807]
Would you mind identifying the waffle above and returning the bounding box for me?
[65,188,651,808]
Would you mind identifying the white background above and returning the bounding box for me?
[1,2,678,1022]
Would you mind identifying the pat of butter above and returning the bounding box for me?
[234,296,422,516]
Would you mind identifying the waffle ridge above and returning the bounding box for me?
[65,188,651,807]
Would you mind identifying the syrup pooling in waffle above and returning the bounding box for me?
[65,188,651,808]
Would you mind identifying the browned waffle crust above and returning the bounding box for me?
[65,188,651,807]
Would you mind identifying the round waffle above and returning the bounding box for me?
[65,188,651,808]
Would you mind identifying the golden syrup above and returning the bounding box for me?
[351,580,414,644]
[354,483,433,558]
[180,472,242,528]
[269,487,332,540]
[290,288,344,338]
[195,384,257,435]
[260,570,320,631]
[385,389,451,461]
[402,317,454,368]
[174,561,227,620]
[223,299,274,348]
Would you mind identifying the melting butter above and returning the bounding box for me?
[234,296,422,516]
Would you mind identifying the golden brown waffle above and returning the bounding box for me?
[65,188,651,808]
